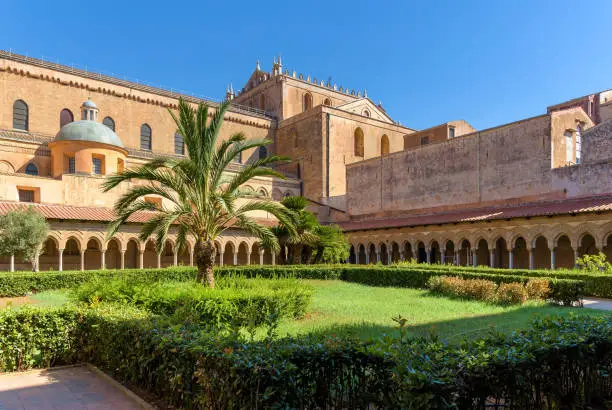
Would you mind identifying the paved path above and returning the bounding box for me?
[583,297,612,311]
[0,365,150,410]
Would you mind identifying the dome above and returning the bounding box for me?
[55,120,125,148]
[82,99,98,109]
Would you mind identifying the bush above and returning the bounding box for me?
[495,282,528,305]
[525,278,551,299]
[72,276,313,328]
[2,307,612,408]
[428,276,497,302]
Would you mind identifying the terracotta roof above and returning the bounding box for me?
[0,201,277,227]
[339,195,612,232]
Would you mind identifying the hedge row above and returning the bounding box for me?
[2,306,612,408]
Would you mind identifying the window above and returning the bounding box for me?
[174,133,184,155]
[92,158,102,175]
[60,109,73,128]
[259,146,267,160]
[362,109,371,118]
[381,135,390,155]
[25,163,38,176]
[420,136,430,146]
[18,189,35,203]
[354,128,364,157]
[565,131,573,164]
[448,126,456,139]
[140,124,152,151]
[323,98,331,106]
[576,124,582,165]
[68,157,75,174]
[13,100,29,130]
[103,117,115,131]
[303,93,312,112]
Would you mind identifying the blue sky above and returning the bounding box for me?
[3,0,611,130]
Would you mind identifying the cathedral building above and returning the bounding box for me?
[0,50,610,271]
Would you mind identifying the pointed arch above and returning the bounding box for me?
[303,93,313,112]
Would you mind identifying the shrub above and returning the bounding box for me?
[428,276,497,302]
[525,278,551,299]
[495,282,528,305]
[72,277,313,328]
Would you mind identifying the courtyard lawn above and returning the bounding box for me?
[0,290,69,310]
[274,280,610,342]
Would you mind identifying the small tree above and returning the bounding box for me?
[0,207,49,271]
[312,224,350,264]
[576,252,612,273]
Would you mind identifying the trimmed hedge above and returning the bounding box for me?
[2,306,612,408]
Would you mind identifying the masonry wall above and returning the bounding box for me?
[0,58,275,163]
[346,109,599,217]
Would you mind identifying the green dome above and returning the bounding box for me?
[55,120,124,148]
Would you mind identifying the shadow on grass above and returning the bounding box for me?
[299,303,609,343]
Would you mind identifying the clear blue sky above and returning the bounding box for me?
[3,0,611,130]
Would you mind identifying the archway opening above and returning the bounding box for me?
[251,243,262,265]
[177,244,191,266]
[495,238,509,268]
[417,241,427,263]
[354,128,364,157]
[391,242,400,263]
[444,241,455,265]
[381,134,390,155]
[161,241,174,268]
[533,236,550,269]
[514,237,529,269]
[39,237,60,271]
[380,243,388,265]
[358,244,366,264]
[368,244,376,264]
[555,235,574,269]
[143,240,157,268]
[578,234,598,258]
[430,241,441,264]
[237,242,249,265]
[223,243,235,266]
[349,245,356,264]
[605,234,612,264]
[125,240,139,269]
[84,239,102,270]
[106,238,121,269]
[476,239,489,267]
[64,238,81,271]
[403,242,413,262]
[459,240,470,266]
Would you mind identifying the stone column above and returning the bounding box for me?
[10,254,15,272]
[528,248,534,270]
[34,253,40,272]
[120,250,125,270]
[472,252,477,267]
[157,253,161,269]
[259,249,264,265]
[58,249,64,271]
[509,249,514,269]
[455,250,460,266]
[139,250,144,269]
[218,251,224,266]
[233,250,238,266]
[375,251,380,263]
[574,250,580,268]
[426,249,431,264]
[441,253,445,265]
[80,250,85,271]
[365,252,370,264]
[489,250,494,268]
[173,250,178,267]
[550,248,556,270]
[101,250,106,270]
[387,251,392,265]
[246,252,251,265]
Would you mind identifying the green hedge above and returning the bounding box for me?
[73,277,312,327]
[2,306,612,408]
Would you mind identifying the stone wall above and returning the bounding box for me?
[346,108,600,217]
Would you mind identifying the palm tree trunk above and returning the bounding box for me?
[195,239,216,288]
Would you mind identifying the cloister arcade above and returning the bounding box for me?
[347,216,612,269]
[0,227,278,272]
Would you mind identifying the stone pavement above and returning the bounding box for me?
[583,297,612,311]
[0,365,151,410]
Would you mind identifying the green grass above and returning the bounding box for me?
[29,290,70,307]
[273,280,611,342]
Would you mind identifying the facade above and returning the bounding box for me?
[0,49,611,271]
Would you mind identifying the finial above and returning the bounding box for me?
[256,60,261,71]
[292,70,297,78]
[364,89,367,98]
[278,53,282,66]
[230,83,234,93]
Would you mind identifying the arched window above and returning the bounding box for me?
[140,124,152,151]
[13,100,29,131]
[354,128,364,157]
[381,134,390,155]
[174,133,184,155]
[303,93,312,112]
[259,146,267,160]
[103,117,115,131]
[362,109,371,118]
[60,109,73,128]
[259,94,265,110]
[25,163,38,176]
[323,98,331,106]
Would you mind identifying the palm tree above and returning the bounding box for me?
[272,196,319,264]
[103,98,296,287]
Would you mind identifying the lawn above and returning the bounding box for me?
[273,280,610,342]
